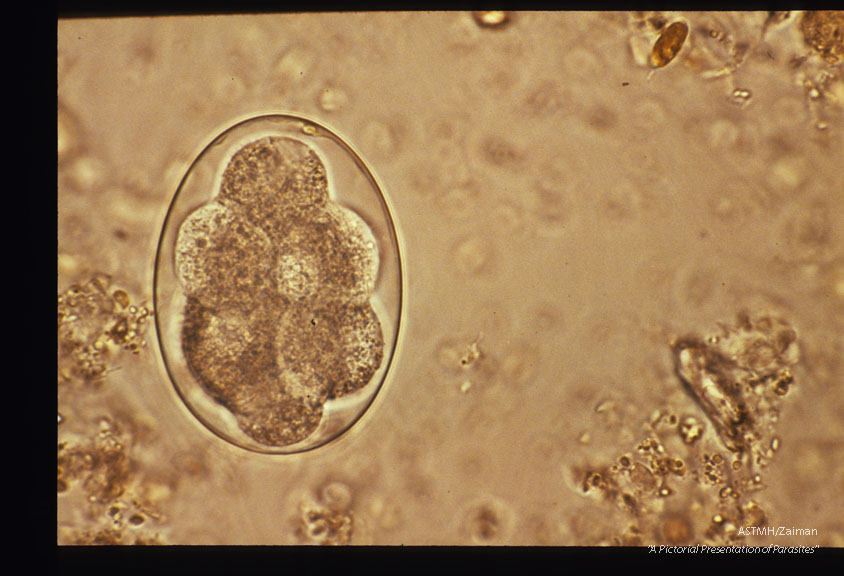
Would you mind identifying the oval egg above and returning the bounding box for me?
[154,113,403,454]
[651,20,690,68]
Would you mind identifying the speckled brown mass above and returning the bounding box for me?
[59,12,844,546]
[176,136,384,447]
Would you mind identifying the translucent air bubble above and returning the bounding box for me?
[154,113,403,454]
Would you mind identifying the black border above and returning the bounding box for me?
[52,4,844,564]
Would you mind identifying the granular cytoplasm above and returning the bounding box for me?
[154,114,402,454]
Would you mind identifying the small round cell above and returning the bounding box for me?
[154,113,403,454]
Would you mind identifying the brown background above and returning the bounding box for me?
[57,12,844,545]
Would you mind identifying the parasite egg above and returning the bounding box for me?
[154,114,403,454]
